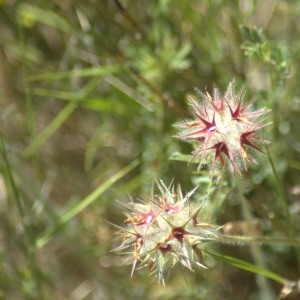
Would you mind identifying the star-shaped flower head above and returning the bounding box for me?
[111,180,220,285]
[174,80,271,176]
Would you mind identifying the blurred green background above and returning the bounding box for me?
[1,0,300,299]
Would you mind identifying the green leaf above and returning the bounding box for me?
[16,3,73,33]
[289,160,300,170]
[81,98,126,113]
[240,25,253,41]
[32,89,126,114]
[169,152,199,163]
[204,250,284,284]
[252,28,267,43]
[105,75,155,111]
[29,65,124,81]
[241,42,253,51]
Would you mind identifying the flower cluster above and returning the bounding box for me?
[111,180,219,284]
[174,81,271,175]
[112,80,271,284]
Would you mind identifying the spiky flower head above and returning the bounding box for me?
[111,180,219,285]
[174,80,271,175]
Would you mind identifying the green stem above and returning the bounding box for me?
[16,14,41,183]
[236,174,276,300]
[218,235,300,246]
[204,250,284,285]
[0,135,43,298]
[267,147,292,228]
[266,146,300,270]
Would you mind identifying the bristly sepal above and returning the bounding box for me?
[174,80,271,176]
[111,180,218,284]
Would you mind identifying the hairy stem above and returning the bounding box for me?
[218,235,300,246]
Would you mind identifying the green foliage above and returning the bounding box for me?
[204,250,284,284]
[1,0,300,299]
[240,25,290,75]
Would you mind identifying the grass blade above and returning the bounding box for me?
[266,146,300,269]
[35,159,140,249]
[203,250,284,284]
[0,135,43,297]
[23,102,78,158]
[105,75,155,111]
[29,65,124,81]
[16,3,74,34]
